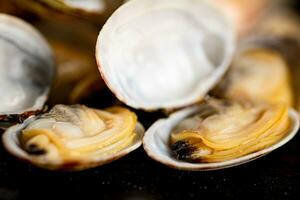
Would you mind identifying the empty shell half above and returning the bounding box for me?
[0,14,54,126]
[96,0,235,110]
[143,99,299,171]
[2,105,144,170]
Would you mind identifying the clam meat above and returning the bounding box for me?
[2,105,144,170]
[213,47,293,106]
[252,10,300,113]
[170,99,292,163]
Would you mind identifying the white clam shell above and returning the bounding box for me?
[96,0,235,110]
[143,106,300,171]
[2,116,145,170]
[0,14,54,118]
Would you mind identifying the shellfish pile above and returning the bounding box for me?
[0,0,299,171]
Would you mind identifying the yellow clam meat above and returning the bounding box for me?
[253,10,300,113]
[3,105,144,170]
[170,99,292,163]
[213,48,293,106]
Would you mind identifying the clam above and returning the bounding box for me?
[96,0,299,170]
[0,14,54,127]
[142,46,298,170]
[251,10,300,113]
[213,47,293,106]
[143,99,299,170]
[2,105,144,170]
[37,0,123,14]
[96,0,236,110]
[13,0,124,23]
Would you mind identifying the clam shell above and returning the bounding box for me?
[96,0,235,110]
[143,106,299,171]
[13,0,124,23]
[42,0,123,14]
[2,115,145,171]
[0,14,54,123]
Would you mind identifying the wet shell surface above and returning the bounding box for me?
[2,105,144,171]
[97,0,235,110]
[0,14,54,124]
[143,99,299,171]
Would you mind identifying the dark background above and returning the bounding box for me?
[1,1,300,200]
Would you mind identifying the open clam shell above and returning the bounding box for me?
[96,0,235,110]
[2,105,144,171]
[0,14,54,125]
[143,101,299,171]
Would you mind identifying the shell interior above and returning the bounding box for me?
[97,0,235,110]
[0,14,54,116]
